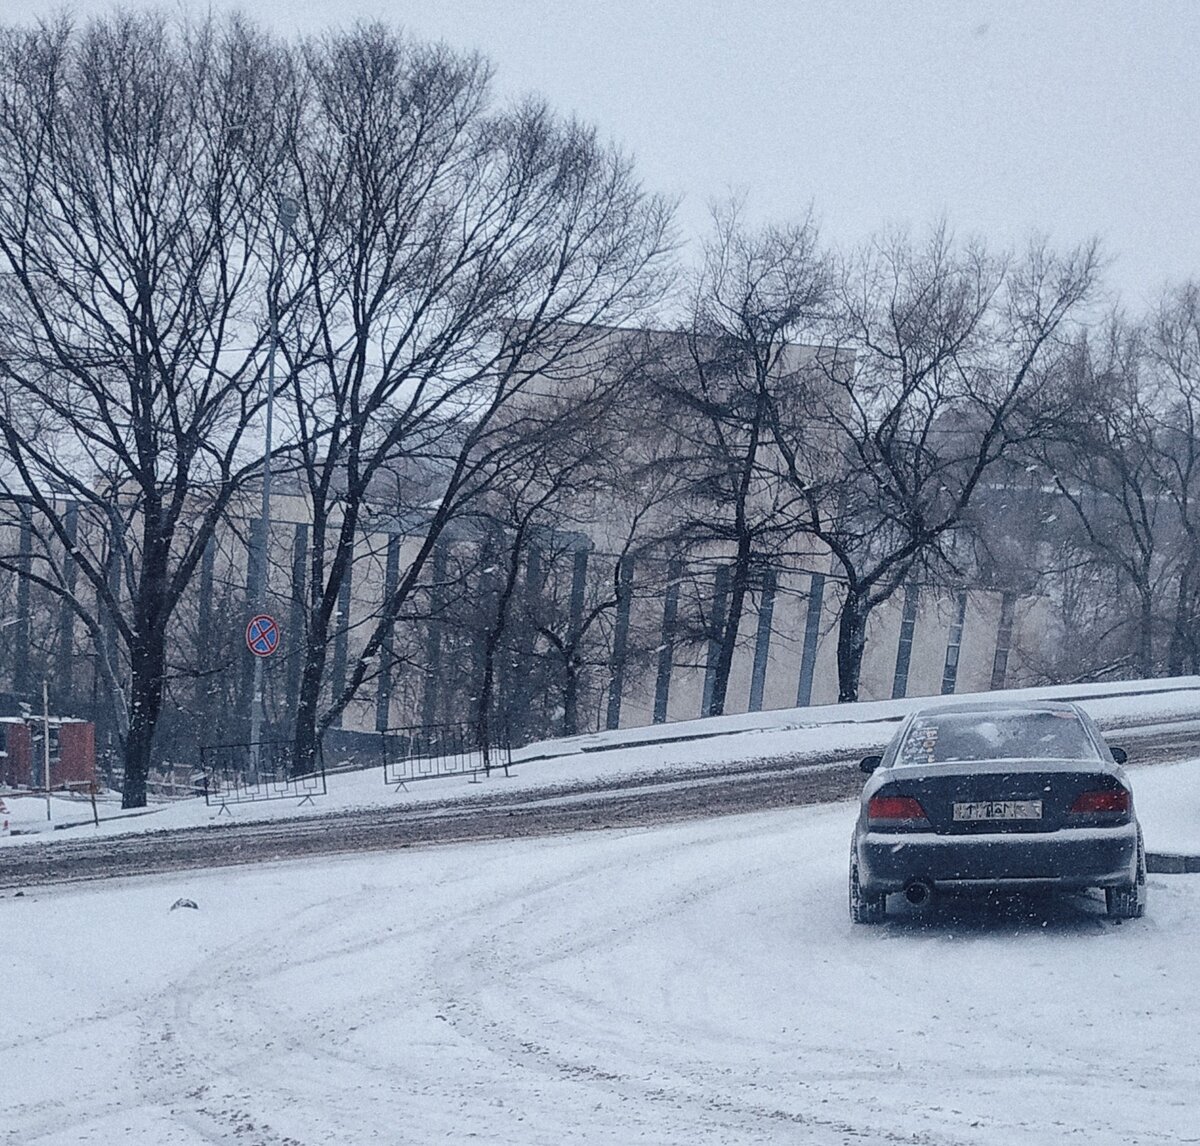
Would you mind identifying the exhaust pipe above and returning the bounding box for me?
[904,879,934,907]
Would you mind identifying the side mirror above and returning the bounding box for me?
[1108,745,1128,765]
[859,754,883,774]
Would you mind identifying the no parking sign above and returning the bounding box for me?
[246,614,281,657]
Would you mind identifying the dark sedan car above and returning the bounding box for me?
[849,701,1146,923]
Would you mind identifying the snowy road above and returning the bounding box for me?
[4,716,1198,891]
[4,798,1199,1145]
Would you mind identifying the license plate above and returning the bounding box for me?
[953,800,1042,821]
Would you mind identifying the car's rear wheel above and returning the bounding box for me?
[850,850,886,924]
[1106,830,1147,919]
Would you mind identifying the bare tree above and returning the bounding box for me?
[275,26,674,771]
[648,201,829,715]
[0,14,294,806]
[530,482,679,738]
[459,369,627,745]
[768,227,1100,701]
[1031,319,1171,677]
[1147,282,1200,674]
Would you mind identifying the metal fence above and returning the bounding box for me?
[199,740,327,812]
[381,722,511,788]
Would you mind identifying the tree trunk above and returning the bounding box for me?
[1167,561,1197,676]
[562,651,580,736]
[292,640,327,777]
[1137,588,1155,678]
[120,636,167,809]
[477,629,500,765]
[476,536,523,762]
[291,507,355,777]
[708,543,754,717]
[836,594,869,704]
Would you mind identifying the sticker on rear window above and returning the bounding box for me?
[901,720,939,764]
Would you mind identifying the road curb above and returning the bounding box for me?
[1146,852,1200,874]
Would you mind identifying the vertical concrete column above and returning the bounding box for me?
[330,540,355,730]
[375,533,401,732]
[652,558,682,724]
[420,544,447,730]
[561,544,591,734]
[990,592,1018,690]
[891,585,920,700]
[748,569,778,713]
[567,545,590,644]
[194,537,215,723]
[500,541,542,743]
[198,538,215,652]
[795,572,825,707]
[605,555,635,731]
[702,564,730,717]
[940,590,969,695]
[56,502,79,706]
[472,534,500,722]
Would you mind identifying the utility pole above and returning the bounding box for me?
[250,195,299,779]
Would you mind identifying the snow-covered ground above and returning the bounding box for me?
[4,676,1200,848]
[3,682,1199,1144]
[3,790,1200,1144]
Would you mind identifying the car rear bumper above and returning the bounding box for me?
[856,822,1139,894]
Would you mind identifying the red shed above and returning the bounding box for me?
[0,717,96,790]
[0,718,27,788]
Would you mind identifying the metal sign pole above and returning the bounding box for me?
[42,679,51,822]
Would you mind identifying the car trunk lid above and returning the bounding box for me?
[880,758,1128,834]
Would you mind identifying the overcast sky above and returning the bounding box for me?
[15,0,1200,308]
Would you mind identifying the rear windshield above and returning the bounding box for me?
[896,711,1097,765]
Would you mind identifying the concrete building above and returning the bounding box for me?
[1,325,1059,767]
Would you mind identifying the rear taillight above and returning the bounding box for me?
[868,795,928,822]
[1069,789,1131,815]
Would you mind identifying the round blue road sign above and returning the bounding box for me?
[246,613,281,657]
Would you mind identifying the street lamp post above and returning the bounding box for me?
[250,196,299,779]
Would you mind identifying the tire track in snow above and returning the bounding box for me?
[418,814,979,1145]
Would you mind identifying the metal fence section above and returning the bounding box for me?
[381,722,511,788]
[199,740,327,812]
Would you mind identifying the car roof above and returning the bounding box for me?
[909,700,1083,718]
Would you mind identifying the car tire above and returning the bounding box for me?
[1106,830,1147,920]
[850,850,886,924]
